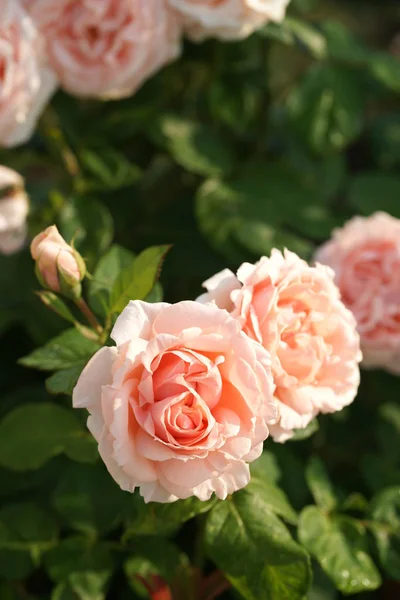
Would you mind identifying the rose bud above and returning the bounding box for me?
[30,225,86,297]
[0,166,29,255]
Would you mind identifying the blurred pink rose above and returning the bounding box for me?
[0,166,29,255]
[315,212,400,375]
[30,225,85,293]
[28,0,182,99]
[0,0,57,147]
[168,0,290,41]
[197,249,361,442]
[73,300,277,502]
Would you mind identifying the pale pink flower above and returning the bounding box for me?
[28,0,182,99]
[30,225,85,292]
[73,300,277,502]
[0,166,29,255]
[168,0,290,41]
[315,212,400,375]
[197,249,361,442]
[0,0,57,147]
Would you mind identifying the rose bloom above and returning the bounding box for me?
[168,0,290,41]
[197,249,361,442]
[73,300,277,502]
[0,0,57,147]
[315,212,400,375]
[0,166,29,255]
[27,0,182,99]
[30,225,84,292]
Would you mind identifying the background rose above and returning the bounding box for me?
[0,166,29,255]
[31,225,85,293]
[0,0,57,147]
[28,0,182,99]
[198,249,361,442]
[73,300,276,502]
[315,212,400,375]
[168,0,290,40]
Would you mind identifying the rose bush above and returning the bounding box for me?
[0,1,398,599]
[197,249,361,441]
[315,212,400,375]
[73,300,276,501]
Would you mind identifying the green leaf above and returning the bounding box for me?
[36,292,77,325]
[322,21,371,65]
[158,116,235,177]
[124,492,216,539]
[0,404,85,471]
[249,457,298,524]
[89,245,135,317]
[205,488,311,600]
[52,464,128,535]
[46,364,87,396]
[19,328,100,372]
[288,65,364,155]
[250,452,281,485]
[109,245,170,315]
[369,487,400,580]
[0,503,59,580]
[196,164,316,262]
[44,537,114,583]
[59,197,113,271]
[299,507,381,594]
[291,419,319,442]
[306,456,338,511]
[124,537,182,586]
[68,571,110,600]
[349,172,400,218]
[64,433,98,465]
[370,53,400,93]
[80,148,142,192]
[368,113,400,170]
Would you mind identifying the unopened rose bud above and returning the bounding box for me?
[0,166,29,255]
[30,225,86,297]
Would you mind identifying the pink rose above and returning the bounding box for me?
[168,0,290,41]
[73,300,277,502]
[0,0,57,147]
[0,166,29,255]
[315,212,400,375]
[28,0,182,99]
[30,225,85,293]
[197,249,361,442]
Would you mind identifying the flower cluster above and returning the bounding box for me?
[0,0,291,148]
[72,247,362,502]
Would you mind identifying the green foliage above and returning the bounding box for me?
[0,404,87,471]
[205,485,311,600]
[299,508,381,594]
[108,244,170,316]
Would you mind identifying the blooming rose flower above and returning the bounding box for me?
[73,300,277,502]
[0,166,29,254]
[168,0,290,41]
[28,0,182,99]
[197,249,361,442]
[0,0,57,147]
[315,212,400,375]
[30,225,85,293]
